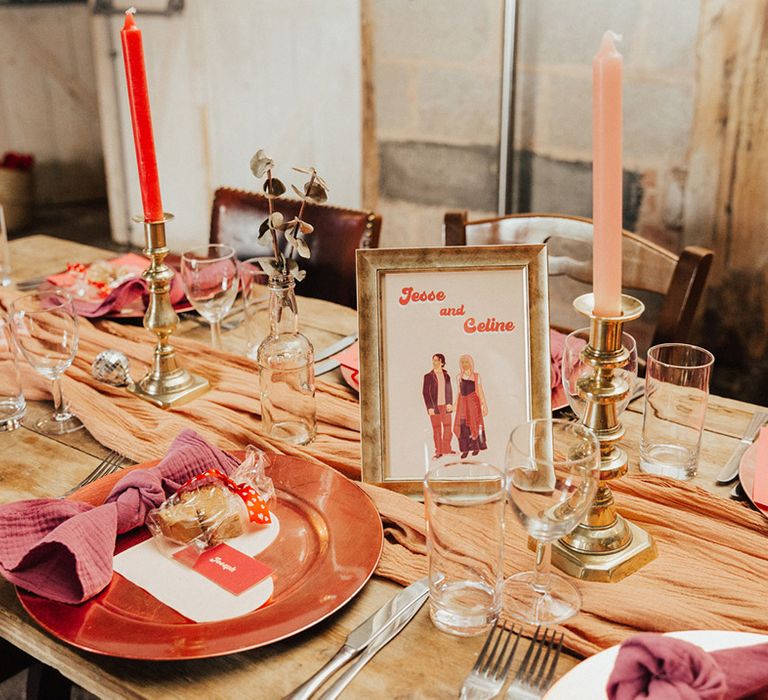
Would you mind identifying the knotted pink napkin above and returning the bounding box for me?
[45,253,185,318]
[0,430,238,604]
[606,633,768,699]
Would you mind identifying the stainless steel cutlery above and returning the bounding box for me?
[62,450,129,497]
[314,334,357,364]
[505,627,564,700]
[285,577,428,700]
[317,586,429,699]
[459,623,523,700]
[715,410,768,484]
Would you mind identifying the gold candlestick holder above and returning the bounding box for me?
[550,292,657,582]
[126,213,209,408]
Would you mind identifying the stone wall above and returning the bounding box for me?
[515,0,700,250]
[370,0,702,251]
[371,0,504,247]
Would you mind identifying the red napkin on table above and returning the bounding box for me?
[606,633,768,700]
[0,430,238,604]
[46,253,185,318]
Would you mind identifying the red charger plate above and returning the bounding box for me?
[739,441,768,517]
[17,454,383,659]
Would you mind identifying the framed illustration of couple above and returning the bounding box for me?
[357,244,551,495]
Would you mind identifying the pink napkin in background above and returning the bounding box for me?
[550,328,566,389]
[333,342,359,372]
[0,430,238,604]
[752,426,768,509]
[45,253,185,318]
[606,633,768,700]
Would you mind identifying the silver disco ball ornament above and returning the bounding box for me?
[92,349,132,387]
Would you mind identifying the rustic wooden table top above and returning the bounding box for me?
[0,236,761,699]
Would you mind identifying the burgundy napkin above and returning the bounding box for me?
[0,430,238,604]
[606,633,768,700]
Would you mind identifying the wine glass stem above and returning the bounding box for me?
[210,320,222,350]
[532,541,552,594]
[51,377,70,421]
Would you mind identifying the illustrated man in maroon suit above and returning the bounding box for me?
[423,353,455,458]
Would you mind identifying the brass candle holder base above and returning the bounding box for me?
[553,292,656,582]
[551,521,656,582]
[127,213,209,408]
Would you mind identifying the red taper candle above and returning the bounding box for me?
[120,9,164,222]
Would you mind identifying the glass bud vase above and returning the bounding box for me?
[256,274,316,445]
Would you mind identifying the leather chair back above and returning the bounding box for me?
[211,187,381,308]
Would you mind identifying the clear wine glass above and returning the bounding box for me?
[562,328,638,419]
[504,419,600,624]
[180,244,238,349]
[10,289,83,434]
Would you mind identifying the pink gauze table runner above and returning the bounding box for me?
[1,288,768,658]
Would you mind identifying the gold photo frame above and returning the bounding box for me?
[357,245,551,494]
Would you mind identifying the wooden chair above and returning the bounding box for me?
[444,212,713,356]
[210,187,382,309]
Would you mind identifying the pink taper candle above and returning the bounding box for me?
[592,31,623,317]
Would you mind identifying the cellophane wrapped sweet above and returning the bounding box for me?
[146,446,274,555]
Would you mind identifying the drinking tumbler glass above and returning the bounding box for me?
[424,454,505,636]
[640,343,714,480]
[0,312,25,430]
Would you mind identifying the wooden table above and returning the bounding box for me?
[0,236,761,699]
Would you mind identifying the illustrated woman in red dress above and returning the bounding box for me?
[453,354,488,457]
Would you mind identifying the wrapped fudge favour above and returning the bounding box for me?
[147,447,273,554]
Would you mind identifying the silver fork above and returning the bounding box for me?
[62,450,128,497]
[506,627,564,700]
[460,622,523,700]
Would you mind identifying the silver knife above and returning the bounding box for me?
[315,334,358,364]
[716,410,768,484]
[317,589,429,699]
[16,274,48,290]
[284,577,429,700]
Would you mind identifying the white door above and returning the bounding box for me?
[91,0,363,251]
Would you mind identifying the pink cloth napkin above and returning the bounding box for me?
[0,430,238,604]
[46,253,185,318]
[550,328,566,389]
[606,633,768,700]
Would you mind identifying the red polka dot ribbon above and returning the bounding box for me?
[181,469,271,525]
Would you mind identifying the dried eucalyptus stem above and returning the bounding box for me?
[265,167,283,270]
[249,149,329,282]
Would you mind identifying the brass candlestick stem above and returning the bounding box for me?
[550,292,657,582]
[126,213,209,408]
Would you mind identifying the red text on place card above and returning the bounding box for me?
[173,543,273,595]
